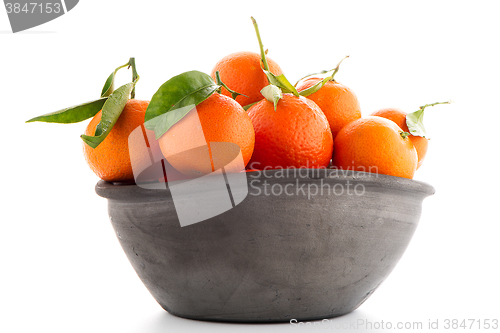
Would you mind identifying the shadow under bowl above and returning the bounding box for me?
[96,169,434,323]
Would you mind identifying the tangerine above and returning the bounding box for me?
[247,94,333,169]
[296,78,361,140]
[332,116,417,179]
[371,108,427,169]
[210,51,282,107]
[158,93,255,177]
[83,99,150,182]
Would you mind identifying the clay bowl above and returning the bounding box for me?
[95,168,434,323]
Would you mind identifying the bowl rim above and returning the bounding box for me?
[95,168,435,201]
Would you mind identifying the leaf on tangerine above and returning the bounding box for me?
[145,71,220,139]
[25,98,107,124]
[260,84,282,111]
[80,82,135,148]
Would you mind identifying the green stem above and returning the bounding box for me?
[215,71,246,100]
[294,55,349,89]
[400,131,410,139]
[419,100,451,112]
[116,63,129,72]
[251,17,270,72]
[328,55,349,82]
[128,57,139,99]
[215,71,223,88]
[101,62,130,97]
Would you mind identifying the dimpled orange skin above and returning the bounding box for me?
[371,108,428,169]
[158,93,255,176]
[332,116,418,179]
[210,51,283,107]
[296,78,361,140]
[247,94,333,169]
[83,99,151,182]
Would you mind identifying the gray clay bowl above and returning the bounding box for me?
[96,169,434,323]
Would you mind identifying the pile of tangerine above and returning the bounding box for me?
[28,18,449,183]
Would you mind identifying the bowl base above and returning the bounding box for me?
[159,303,355,323]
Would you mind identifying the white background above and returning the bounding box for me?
[2,1,499,332]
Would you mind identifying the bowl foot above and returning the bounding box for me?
[159,303,355,323]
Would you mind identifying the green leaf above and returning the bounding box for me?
[406,109,426,137]
[80,82,135,148]
[242,101,259,111]
[294,69,331,87]
[296,56,350,97]
[260,84,282,111]
[406,101,451,138]
[264,71,299,96]
[145,70,219,139]
[101,72,115,97]
[101,60,133,97]
[298,76,331,97]
[25,98,107,124]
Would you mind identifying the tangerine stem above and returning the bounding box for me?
[294,55,349,87]
[419,100,452,112]
[329,55,349,82]
[251,17,270,72]
[215,71,247,100]
[400,131,410,139]
[128,57,139,99]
